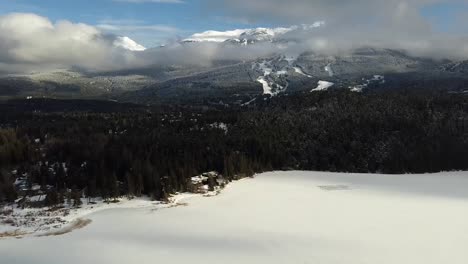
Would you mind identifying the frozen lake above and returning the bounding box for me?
[1,171,468,264]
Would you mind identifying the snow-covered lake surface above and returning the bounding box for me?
[1,171,468,264]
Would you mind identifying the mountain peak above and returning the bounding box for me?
[113,36,146,51]
[183,23,324,44]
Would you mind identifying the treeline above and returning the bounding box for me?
[242,90,468,173]
[0,90,467,204]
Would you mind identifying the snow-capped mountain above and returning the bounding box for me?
[113,36,146,51]
[4,24,467,104]
[183,22,324,44]
[183,29,247,43]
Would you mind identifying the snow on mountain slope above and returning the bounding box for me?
[349,75,386,92]
[325,63,334,77]
[257,76,274,95]
[113,36,146,51]
[184,29,247,43]
[184,23,324,43]
[293,66,312,77]
[253,58,290,95]
[312,80,334,91]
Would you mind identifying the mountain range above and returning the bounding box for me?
[183,22,324,44]
[1,25,468,104]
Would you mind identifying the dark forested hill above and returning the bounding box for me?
[1,89,467,204]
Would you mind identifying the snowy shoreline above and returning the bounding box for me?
[0,195,180,238]
[0,184,227,239]
[2,170,467,239]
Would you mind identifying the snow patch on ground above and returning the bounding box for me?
[293,67,312,78]
[253,56,319,95]
[254,59,288,95]
[283,55,298,65]
[209,122,228,134]
[257,60,273,76]
[312,80,334,91]
[350,85,366,92]
[241,97,257,106]
[257,76,274,95]
[276,70,288,75]
[371,75,385,82]
[349,75,385,92]
[325,63,334,77]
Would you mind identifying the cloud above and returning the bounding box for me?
[2,2,468,76]
[0,13,146,73]
[0,13,211,74]
[200,0,468,59]
[204,0,449,25]
[96,23,179,33]
[141,41,281,67]
[95,19,182,47]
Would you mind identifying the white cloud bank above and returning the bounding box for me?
[204,0,456,26]
[0,13,147,74]
[203,0,468,59]
[0,13,308,74]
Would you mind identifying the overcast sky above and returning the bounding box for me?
[1,0,468,73]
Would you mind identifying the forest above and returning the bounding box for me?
[1,89,467,205]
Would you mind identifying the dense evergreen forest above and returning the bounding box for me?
[1,89,467,204]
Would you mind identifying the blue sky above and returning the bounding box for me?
[1,0,467,47]
[421,2,468,33]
